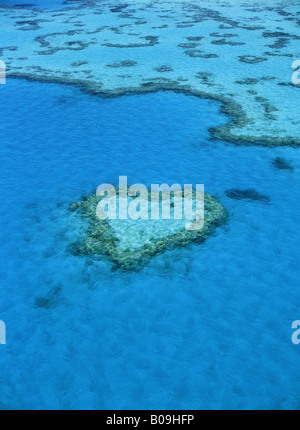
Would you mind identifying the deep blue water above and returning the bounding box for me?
[0,78,300,409]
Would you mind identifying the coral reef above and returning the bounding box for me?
[1,0,300,146]
[225,188,271,204]
[272,157,294,171]
[69,187,227,270]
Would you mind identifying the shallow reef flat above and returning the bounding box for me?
[1,0,300,146]
[69,188,227,270]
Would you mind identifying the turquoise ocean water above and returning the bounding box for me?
[1,1,300,410]
[0,0,77,8]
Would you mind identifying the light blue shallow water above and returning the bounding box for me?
[1,78,300,410]
[0,0,126,10]
[0,0,83,9]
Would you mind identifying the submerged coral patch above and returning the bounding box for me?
[238,55,268,64]
[272,157,294,171]
[225,188,271,204]
[154,65,173,73]
[69,188,227,270]
[106,60,137,68]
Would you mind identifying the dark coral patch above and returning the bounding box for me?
[225,188,271,204]
[272,157,294,171]
[238,55,268,64]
